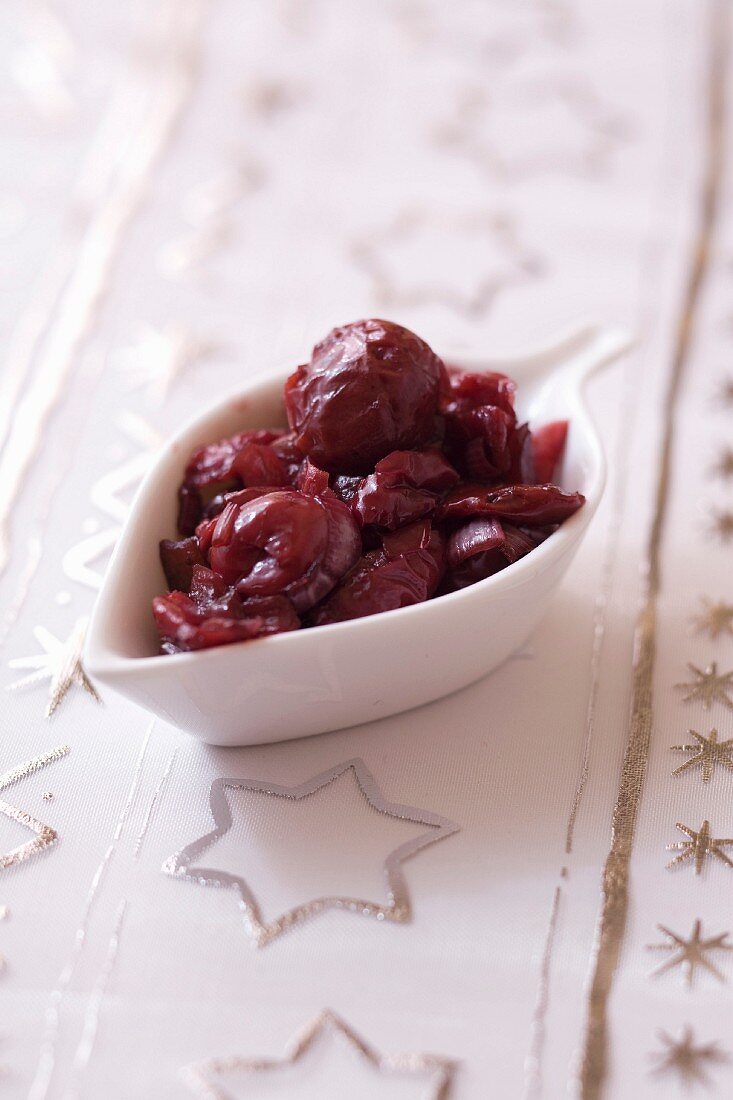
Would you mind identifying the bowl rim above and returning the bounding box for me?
[85,353,607,677]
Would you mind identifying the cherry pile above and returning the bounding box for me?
[153,319,584,653]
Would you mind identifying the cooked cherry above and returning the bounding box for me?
[352,448,459,530]
[531,420,568,483]
[438,483,585,525]
[284,319,448,474]
[153,586,299,652]
[444,366,516,416]
[159,537,205,591]
[312,520,445,625]
[441,521,547,591]
[208,489,361,612]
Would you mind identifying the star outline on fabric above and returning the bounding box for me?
[180,1008,456,1098]
[0,746,69,870]
[349,206,544,320]
[162,758,459,947]
[7,617,99,717]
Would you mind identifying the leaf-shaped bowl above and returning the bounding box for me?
[86,325,631,746]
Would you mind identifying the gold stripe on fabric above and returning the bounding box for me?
[578,3,729,1096]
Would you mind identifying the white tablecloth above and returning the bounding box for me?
[1,1,732,1097]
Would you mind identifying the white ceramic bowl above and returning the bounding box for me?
[85,325,631,746]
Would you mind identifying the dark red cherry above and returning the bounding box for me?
[438,483,585,526]
[208,489,361,612]
[352,448,459,530]
[284,319,448,474]
[531,420,568,483]
[312,520,445,625]
[159,537,205,591]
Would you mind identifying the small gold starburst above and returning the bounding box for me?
[671,729,733,781]
[7,618,100,717]
[650,1026,729,1086]
[666,819,733,874]
[717,376,733,407]
[675,662,733,710]
[691,597,733,639]
[713,448,733,479]
[711,509,733,542]
[647,919,732,986]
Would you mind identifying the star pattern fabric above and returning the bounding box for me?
[666,820,733,874]
[674,663,733,710]
[691,597,733,639]
[181,1009,456,1099]
[671,729,733,781]
[7,618,100,717]
[162,758,459,947]
[0,746,69,869]
[650,1026,729,1087]
[647,919,732,986]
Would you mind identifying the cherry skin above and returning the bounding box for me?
[284,319,448,474]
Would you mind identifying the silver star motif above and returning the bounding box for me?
[674,662,733,709]
[7,618,100,717]
[647,919,732,986]
[666,819,733,874]
[115,324,221,402]
[434,75,630,183]
[0,746,69,870]
[650,1026,729,1086]
[181,1008,456,1098]
[711,509,733,542]
[691,597,733,639]
[350,206,543,319]
[671,729,733,781]
[163,758,459,947]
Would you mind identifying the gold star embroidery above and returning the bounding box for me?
[674,662,733,709]
[711,509,733,542]
[671,729,733,781]
[181,1009,456,1098]
[7,618,100,717]
[650,1026,729,1086]
[647,919,732,986]
[713,447,733,479]
[691,597,733,639]
[666,819,733,874]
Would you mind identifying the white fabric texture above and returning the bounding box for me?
[0,1,731,1097]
